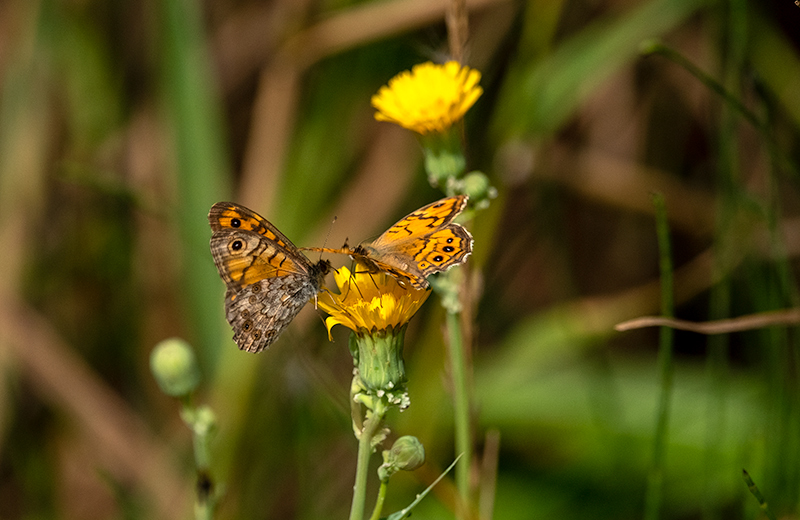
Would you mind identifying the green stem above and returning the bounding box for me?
[702,8,739,514]
[368,480,389,520]
[191,426,214,520]
[349,404,386,520]
[179,404,216,520]
[644,193,675,520]
[447,310,472,518]
[743,470,778,520]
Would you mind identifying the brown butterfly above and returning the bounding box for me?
[307,195,472,289]
[208,202,331,353]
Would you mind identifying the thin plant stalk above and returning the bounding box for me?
[702,7,741,514]
[350,404,387,520]
[447,309,472,517]
[443,9,476,512]
[368,481,389,520]
[743,470,778,520]
[178,397,217,520]
[643,193,675,520]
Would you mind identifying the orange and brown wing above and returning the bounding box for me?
[209,229,316,290]
[364,195,473,288]
[208,203,330,352]
[369,195,469,247]
[209,201,299,253]
[410,225,473,278]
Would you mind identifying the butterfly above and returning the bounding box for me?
[208,202,331,353]
[306,195,472,289]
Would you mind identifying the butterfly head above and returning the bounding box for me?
[314,258,333,278]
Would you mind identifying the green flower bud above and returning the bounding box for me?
[378,435,425,481]
[462,171,491,200]
[150,338,201,397]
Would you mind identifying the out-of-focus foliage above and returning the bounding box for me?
[0,0,799,519]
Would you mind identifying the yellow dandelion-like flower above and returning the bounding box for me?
[371,61,483,135]
[319,263,430,397]
[318,264,430,338]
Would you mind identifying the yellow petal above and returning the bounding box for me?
[371,61,483,135]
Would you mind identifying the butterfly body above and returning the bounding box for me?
[309,195,472,289]
[208,202,330,353]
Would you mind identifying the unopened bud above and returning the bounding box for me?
[150,338,200,397]
[462,170,494,202]
[378,436,425,481]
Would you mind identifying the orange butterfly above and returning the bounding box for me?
[208,202,330,353]
[307,195,472,289]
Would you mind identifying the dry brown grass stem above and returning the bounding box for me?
[599,214,800,337]
[615,309,800,334]
[447,0,469,63]
[609,217,800,336]
[239,63,303,212]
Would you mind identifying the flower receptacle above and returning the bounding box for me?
[351,325,408,395]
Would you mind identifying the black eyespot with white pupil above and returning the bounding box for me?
[433,255,444,263]
[443,246,454,253]
[231,240,243,251]
[231,218,241,228]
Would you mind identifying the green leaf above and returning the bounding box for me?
[384,455,462,520]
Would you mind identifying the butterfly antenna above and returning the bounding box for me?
[316,216,337,261]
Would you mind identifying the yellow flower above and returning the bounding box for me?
[371,61,483,135]
[319,264,430,398]
[318,264,430,338]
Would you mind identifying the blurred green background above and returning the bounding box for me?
[1,0,799,518]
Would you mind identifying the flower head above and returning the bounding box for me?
[318,264,430,338]
[371,61,483,135]
[319,264,430,402]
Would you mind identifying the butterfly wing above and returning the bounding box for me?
[361,195,473,288]
[209,201,299,252]
[208,203,329,353]
[369,195,469,247]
